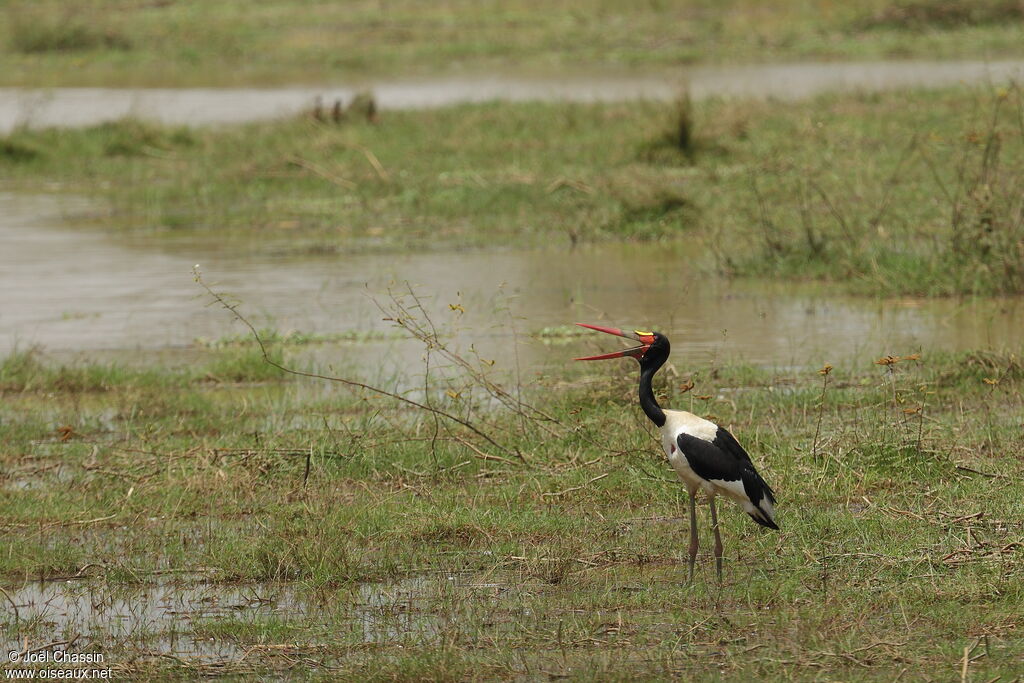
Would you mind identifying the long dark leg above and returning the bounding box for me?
[687,490,699,582]
[709,495,723,581]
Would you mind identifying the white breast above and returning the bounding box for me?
[658,410,720,492]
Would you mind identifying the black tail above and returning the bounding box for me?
[749,511,779,530]
[741,466,779,530]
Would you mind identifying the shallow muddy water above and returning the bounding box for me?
[2,60,1023,133]
[2,579,294,660]
[1,572,506,661]
[3,193,1024,378]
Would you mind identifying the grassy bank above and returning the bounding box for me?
[2,1,1024,87]
[3,85,1024,295]
[1,341,1023,679]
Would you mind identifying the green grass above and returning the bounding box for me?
[195,328,404,349]
[2,0,1023,87]
[3,84,1024,295]
[0,346,286,393]
[1,344,1023,679]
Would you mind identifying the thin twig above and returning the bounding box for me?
[194,268,520,460]
[541,473,609,497]
[0,586,19,625]
[285,155,357,189]
[302,445,312,488]
[337,141,390,182]
[811,180,855,244]
[22,635,81,656]
[812,365,831,459]
[869,133,920,228]
[452,436,518,465]
[955,465,1001,479]
[749,173,783,254]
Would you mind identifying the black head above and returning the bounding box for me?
[638,331,670,372]
[574,324,671,369]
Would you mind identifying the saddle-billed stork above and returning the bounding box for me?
[576,323,778,581]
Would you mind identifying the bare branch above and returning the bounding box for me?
[193,267,522,460]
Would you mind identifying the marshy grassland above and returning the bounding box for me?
[3,84,1024,295]
[2,331,1023,679]
[4,5,1024,677]
[3,0,1024,86]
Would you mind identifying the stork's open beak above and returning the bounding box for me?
[574,323,656,361]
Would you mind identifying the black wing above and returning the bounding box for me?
[677,426,776,508]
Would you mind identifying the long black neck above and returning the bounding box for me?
[638,358,666,428]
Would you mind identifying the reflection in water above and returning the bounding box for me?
[2,60,1023,133]
[2,193,1023,378]
[357,574,439,644]
[1,579,292,660]
[1,572,504,659]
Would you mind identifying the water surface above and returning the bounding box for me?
[2,60,1023,133]
[3,194,1023,377]
[1,572,504,661]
